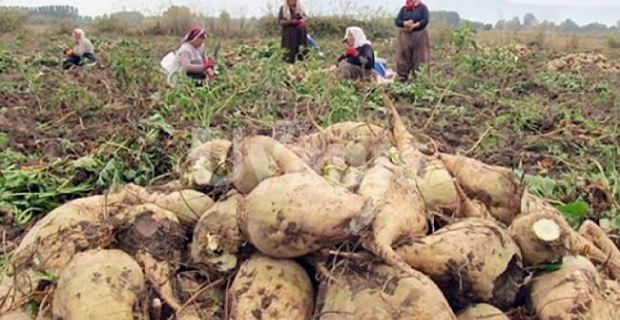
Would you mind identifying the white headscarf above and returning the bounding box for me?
[344,27,371,48]
[73,28,85,38]
[282,0,307,20]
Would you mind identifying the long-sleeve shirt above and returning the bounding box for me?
[278,6,304,27]
[174,42,207,74]
[73,37,95,56]
[338,44,375,70]
[394,4,429,32]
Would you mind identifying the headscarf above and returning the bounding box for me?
[343,27,371,49]
[405,0,422,10]
[282,0,307,20]
[73,28,85,39]
[181,26,206,44]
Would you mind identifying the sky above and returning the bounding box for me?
[1,0,619,25]
[506,0,617,6]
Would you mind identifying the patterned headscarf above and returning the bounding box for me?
[405,0,422,10]
[282,0,307,20]
[181,26,206,43]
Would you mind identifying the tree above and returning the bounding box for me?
[504,16,521,30]
[495,19,505,30]
[559,19,579,33]
[581,22,608,33]
[432,10,461,27]
[523,13,537,29]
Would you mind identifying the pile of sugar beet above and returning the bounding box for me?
[2,98,620,320]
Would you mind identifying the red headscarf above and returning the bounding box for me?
[181,26,206,43]
[405,0,421,10]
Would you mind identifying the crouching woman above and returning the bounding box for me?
[335,27,375,82]
[62,28,97,70]
[169,26,215,86]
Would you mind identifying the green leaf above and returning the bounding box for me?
[557,201,589,228]
[611,215,620,230]
[71,155,103,171]
[0,132,8,148]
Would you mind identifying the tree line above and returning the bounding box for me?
[1,5,618,34]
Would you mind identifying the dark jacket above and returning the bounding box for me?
[395,4,429,31]
[277,6,305,27]
[337,44,375,70]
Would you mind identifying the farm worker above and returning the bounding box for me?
[394,0,430,82]
[169,26,215,86]
[335,26,376,82]
[62,28,97,70]
[278,0,309,64]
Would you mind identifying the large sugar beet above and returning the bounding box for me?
[439,153,524,224]
[528,255,619,320]
[228,254,313,320]
[240,171,372,258]
[314,261,457,320]
[122,183,214,227]
[9,190,130,274]
[115,203,187,262]
[396,218,525,310]
[383,96,460,213]
[182,139,232,188]
[358,155,428,274]
[191,193,244,273]
[512,193,620,279]
[231,135,314,194]
[457,304,510,320]
[293,121,390,168]
[52,248,147,320]
[0,270,38,313]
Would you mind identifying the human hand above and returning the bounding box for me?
[299,19,306,28]
[63,48,74,57]
[345,46,358,57]
[290,19,300,25]
[204,57,214,70]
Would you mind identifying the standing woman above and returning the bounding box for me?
[394,0,430,82]
[278,0,308,64]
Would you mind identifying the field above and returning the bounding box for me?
[0,20,619,319]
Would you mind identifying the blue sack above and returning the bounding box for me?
[374,58,387,78]
[307,34,317,48]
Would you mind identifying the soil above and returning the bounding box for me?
[0,37,618,319]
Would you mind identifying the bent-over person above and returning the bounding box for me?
[394,0,430,82]
[335,27,376,82]
[169,26,215,86]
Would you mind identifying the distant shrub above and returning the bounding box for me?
[91,15,139,35]
[257,15,395,40]
[607,35,620,49]
[143,6,196,36]
[0,8,29,33]
[567,33,580,50]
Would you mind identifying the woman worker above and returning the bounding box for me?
[335,26,376,82]
[278,0,309,64]
[394,0,430,82]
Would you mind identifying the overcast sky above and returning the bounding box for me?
[2,0,619,24]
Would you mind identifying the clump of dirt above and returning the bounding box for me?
[547,52,620,72]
